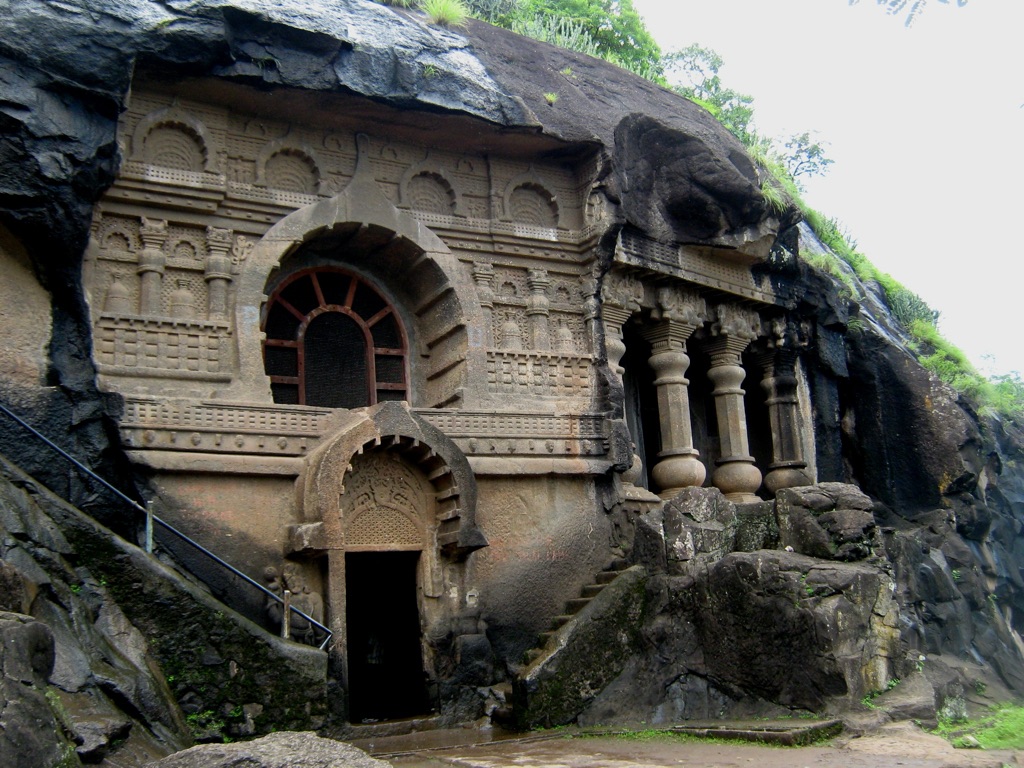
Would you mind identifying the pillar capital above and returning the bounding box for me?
[601,271,644,315]
[471,262,495,304]
[139,217,168,250]
[706,303,760,363]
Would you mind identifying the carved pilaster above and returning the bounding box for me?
[471,262,495,346]
[704,303,762,502]
[526,268,551,351]
[205,226,234,320]
[600,271,644,381]
[640,287,707,498]
[137,218,167,315]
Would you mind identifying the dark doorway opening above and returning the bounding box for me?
[345,551,431,722]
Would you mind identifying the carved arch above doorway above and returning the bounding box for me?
[296,400,485,561]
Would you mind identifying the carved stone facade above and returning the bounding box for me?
[81,79,815,725]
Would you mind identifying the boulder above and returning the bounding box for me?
[776,483,881,561]
[0,613,76,768]
[147,731,391,768]
[690,551,900,710]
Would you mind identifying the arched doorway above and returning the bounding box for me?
[262,267,408,407]
[340,448,433,722]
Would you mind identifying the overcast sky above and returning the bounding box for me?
[631,0,1024,378]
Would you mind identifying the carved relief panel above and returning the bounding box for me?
[341,451,432,551]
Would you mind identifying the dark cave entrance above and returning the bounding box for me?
[345,551,430,722]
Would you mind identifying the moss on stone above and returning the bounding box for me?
[514,566,647,729]
[35,491,328,739]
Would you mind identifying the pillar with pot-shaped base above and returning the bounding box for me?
[640,286,707,498]
[705,304,762,502]
[755,342,813,495]
[526,268,551,351]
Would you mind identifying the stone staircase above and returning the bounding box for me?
[524,559,631,664]
[487,561,638,729]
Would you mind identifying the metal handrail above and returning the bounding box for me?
[0,400,332,650]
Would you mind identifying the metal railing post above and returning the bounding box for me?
[145,501,154,554]
[282,589,292,640]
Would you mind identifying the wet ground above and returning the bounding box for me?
[367,722,1021,768]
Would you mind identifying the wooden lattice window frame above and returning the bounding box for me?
[262,268,408,407]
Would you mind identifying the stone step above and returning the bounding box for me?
[537,630,555,646]
[564,598,591,615]
[490,682,513,701]
[550,614,573,630]
[595,571,621,585]
[607,557,629,571]
[580,584,605,598]
[525,648,544,663]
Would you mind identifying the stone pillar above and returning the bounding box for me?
[471,261,495,346]
[754,325,812,495]
[704,304,762,502]
[526,268,551,351]
[205,227,234,320]
[137,218,167,315]
[640,286,707,498]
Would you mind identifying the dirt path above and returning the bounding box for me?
[389,723,1020,768]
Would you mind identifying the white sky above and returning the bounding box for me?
[632,0,1024,377]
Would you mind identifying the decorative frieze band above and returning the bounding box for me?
[119,398,608,460]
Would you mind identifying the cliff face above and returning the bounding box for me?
[0,0,1022,746]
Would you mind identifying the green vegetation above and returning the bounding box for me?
[934,703,1024,750]
[518,0,661,76]
[862,678,902,709]
[543,91,559,104]
[421,0,470,26]
[612,729,783,747]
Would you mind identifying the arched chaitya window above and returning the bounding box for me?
[262,268,408,407]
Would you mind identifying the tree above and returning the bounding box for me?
[848,0,968,28]
[663,44,755,143]
[781,132,834,183]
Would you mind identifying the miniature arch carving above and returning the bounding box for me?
[130,106,218,173]
[399,160,464,216]
[255,139,327,195]
[502,169,560,228]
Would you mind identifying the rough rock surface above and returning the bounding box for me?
[776,483,881,562]
[0,452,329,764]
[0,613,77,768]
[0,460,192,767]
[690,551,900,711]
[147,731,391,768]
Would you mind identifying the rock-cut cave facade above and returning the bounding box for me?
[80,77,815,723]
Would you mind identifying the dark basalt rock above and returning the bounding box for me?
[613,113,765,244]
